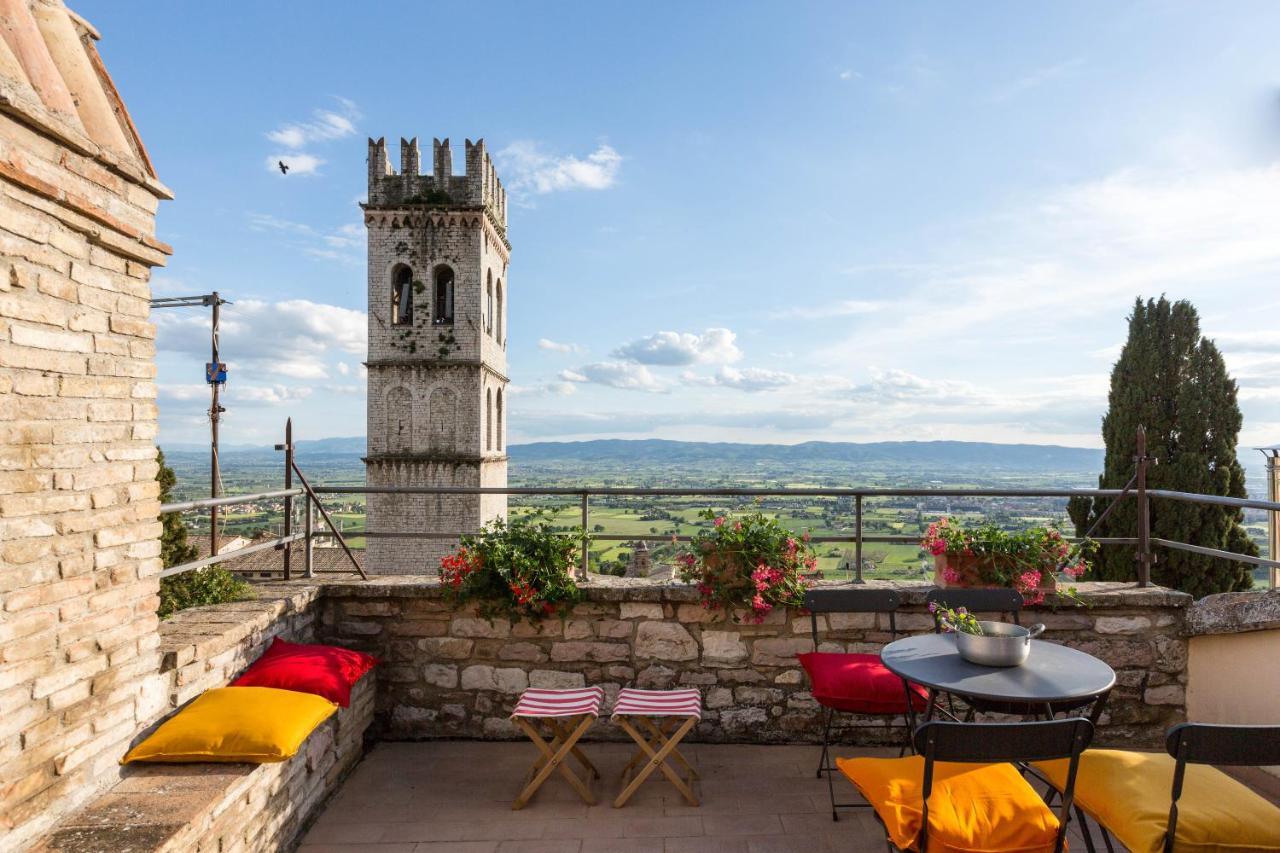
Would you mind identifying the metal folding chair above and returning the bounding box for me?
[846,719,1093,853]
[610,687,701,807]
[800,588,932,821]
[509,686,603,809]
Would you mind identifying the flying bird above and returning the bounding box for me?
[278,160,289,175]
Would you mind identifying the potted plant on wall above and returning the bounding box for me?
[921,518,1090,604]
[676,509,817,623]
[439,511,585,622]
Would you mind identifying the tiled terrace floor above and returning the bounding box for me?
[301,741,1104,853]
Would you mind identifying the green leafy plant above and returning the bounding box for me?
[922,518,1091,604]
[676,509,817,622]
[439,512,585,622]
[928,601,984,636]
[159,568,253,620]
[156,449,251,619]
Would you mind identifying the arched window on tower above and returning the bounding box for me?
[391,265,413,325]
[485,270,494,336]
[485,388,493,451]
[433,266,454,325]
[496,279,503,344]
[496,388,503,450]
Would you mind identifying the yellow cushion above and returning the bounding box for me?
[838,754,1063,853]
[122,686,336,764]
[1035,750,1280,853]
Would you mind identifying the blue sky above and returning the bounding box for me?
[80,1,1280,449]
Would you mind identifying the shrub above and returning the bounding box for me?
[439,512,585,622]
[158,567,252,619]
[921,517,1090,604]
[676,509,816,622]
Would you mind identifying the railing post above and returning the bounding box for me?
[283,418,293,581]
[1134,426,1153,587]
[853,494,865,584]
[579,492,589,582]
[304,493,314,579]
[1262,448,1280,590]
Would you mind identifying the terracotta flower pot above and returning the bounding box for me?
[933,553,1057,594]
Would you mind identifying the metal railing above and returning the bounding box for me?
[159,423,1280,588]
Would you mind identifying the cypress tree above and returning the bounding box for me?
[1068,297,1256,597]
[157,448,198,568]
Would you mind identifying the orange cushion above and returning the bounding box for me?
[799,652,929,714]
[1035,750,1280,853]
[838,754,1063,853]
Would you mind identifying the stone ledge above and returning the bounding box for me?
[1187,590,1280,636]
[33,674,374,853]
[157,583,321,672]
[317,575,1193,609]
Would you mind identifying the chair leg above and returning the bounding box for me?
[512,714,597,809]
[614,715,699,808]
[817,706,834,778]
[1075,805,1098,853]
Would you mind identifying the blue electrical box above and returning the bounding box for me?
[206,362,227,384]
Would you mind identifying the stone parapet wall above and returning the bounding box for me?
[317,578,1193,749]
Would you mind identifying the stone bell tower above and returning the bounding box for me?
[363,136,509,573]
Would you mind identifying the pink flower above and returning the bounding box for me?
[733,521,742,531]
[714,517,725,527]
[942,566,962,585]
[928,541,947,556]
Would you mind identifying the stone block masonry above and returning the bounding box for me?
[0,2,173,846]
[318,578,1194,749]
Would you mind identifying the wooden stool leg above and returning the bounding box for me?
[512,714,597,809]
[638,715,698,779]
[613,716,699,808]
[546,716,601,778]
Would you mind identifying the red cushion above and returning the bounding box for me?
[798,652,928,714]
[232,638,377,707]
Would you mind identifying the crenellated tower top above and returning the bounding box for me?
[367,136,507,233]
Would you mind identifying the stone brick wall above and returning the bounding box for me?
[318,578,1193,749]
[0,7,173,844]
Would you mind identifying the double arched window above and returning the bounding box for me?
[433,266,454,325]
[390,265,413,325]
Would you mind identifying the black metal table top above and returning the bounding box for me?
[881,633,1116,704]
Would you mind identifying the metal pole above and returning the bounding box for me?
[853,495,864,584]
[209,291,221,557]
[283,418,293,580]
[580,493,589,582]
[304,493,314,579]
[1260,448,1280,589]
[1135,426,1153,587]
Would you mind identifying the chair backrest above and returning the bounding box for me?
[802,588,902,649]
[913,719,1093,853]
[1163,723,1280,853]
[925,587,1022,632]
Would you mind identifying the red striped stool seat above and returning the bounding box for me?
[510,687,603,809]
[610,688,701,807]
[612,688,702,720]
[512,686,604,719]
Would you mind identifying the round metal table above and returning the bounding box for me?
[882,633,1116,723]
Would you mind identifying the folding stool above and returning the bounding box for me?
[610,687,701,807]
[510,686,604,809]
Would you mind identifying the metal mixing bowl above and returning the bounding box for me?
[954,621,1045,667]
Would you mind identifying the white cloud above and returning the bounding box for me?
[266,153,324,176]
[560,362,665,393]
[683,366,800,393]
[509,381,577,397]
[266,98,359,148]
[787,299,885,320]
[498,141,622,195]
[247,213,363,265]
[838,69,862,81]
[613,328,742,366]
[155,298,366,381]
[990,57,1085,102]
[234,385,313,405]
[538,338,583,354]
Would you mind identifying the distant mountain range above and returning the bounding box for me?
[161,437,1105,472]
